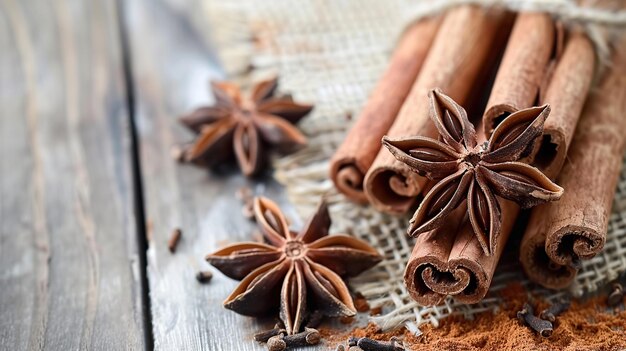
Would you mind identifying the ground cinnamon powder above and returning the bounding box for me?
[323,283,626,350]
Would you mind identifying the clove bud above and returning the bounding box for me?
[517,303,553,337]
[346,336,404,351]
[254,325,286,343]
[539,298,570,322]
[266,328,321,351]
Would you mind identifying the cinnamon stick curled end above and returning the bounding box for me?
[404,211,493,305]
[405,257,489,306]
[546,226,605,267]
[364,166,424,215]
[520,230,577,290]
[483,104,517,139]
[330,159,368,204]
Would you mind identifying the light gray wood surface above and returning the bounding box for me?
[0,0,354,349]
[122,1,307,350]
[0,0,146,349]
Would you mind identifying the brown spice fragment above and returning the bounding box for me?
[168,228,182,253]
[195,270,213,284]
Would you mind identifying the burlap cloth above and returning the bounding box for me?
[193,0,626,334]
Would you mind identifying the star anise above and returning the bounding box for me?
[206,197,382,335]
[382,89,563,256]
[179,77,313,176]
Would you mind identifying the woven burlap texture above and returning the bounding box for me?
[199,0,626,334]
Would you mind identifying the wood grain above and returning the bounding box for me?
[122,1,309,350]
[0,0,145,349]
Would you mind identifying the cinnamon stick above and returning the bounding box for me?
[531,32,596,178]
[405,199,519,305]
[483,13,556,137]
[330,17,441,204]
[481,15,594,290]
[363,5,512,214]
[521,35,626,289]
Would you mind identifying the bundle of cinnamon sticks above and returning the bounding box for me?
[330,5,626,304]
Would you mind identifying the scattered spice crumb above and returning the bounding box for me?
[168,228,182,253]
[322,284,626,351]
[195,270,213,284]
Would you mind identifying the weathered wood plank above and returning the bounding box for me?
[0,0,145,349]
[121,1,312,350]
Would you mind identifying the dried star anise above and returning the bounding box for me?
[179,77,313,176]
[206,197,382,334]
[382,89,563,256]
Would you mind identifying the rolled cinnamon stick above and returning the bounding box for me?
[364,5,511,214]
[330,18,441,204]
[532,32,596,178]
[518,31,596,289]
[405,200,518,305]
[521,35,626,289]
[483,13,556,136]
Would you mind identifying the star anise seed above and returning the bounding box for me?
[206,197,382,334]
[179,77,313,177]
[382,89,563,256]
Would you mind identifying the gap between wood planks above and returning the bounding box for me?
[115,0,154,349]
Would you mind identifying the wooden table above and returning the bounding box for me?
[0,0,333,349]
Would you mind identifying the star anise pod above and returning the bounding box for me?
[382,89,563,256]
[179,77,313,176]
[206,197,382,335]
